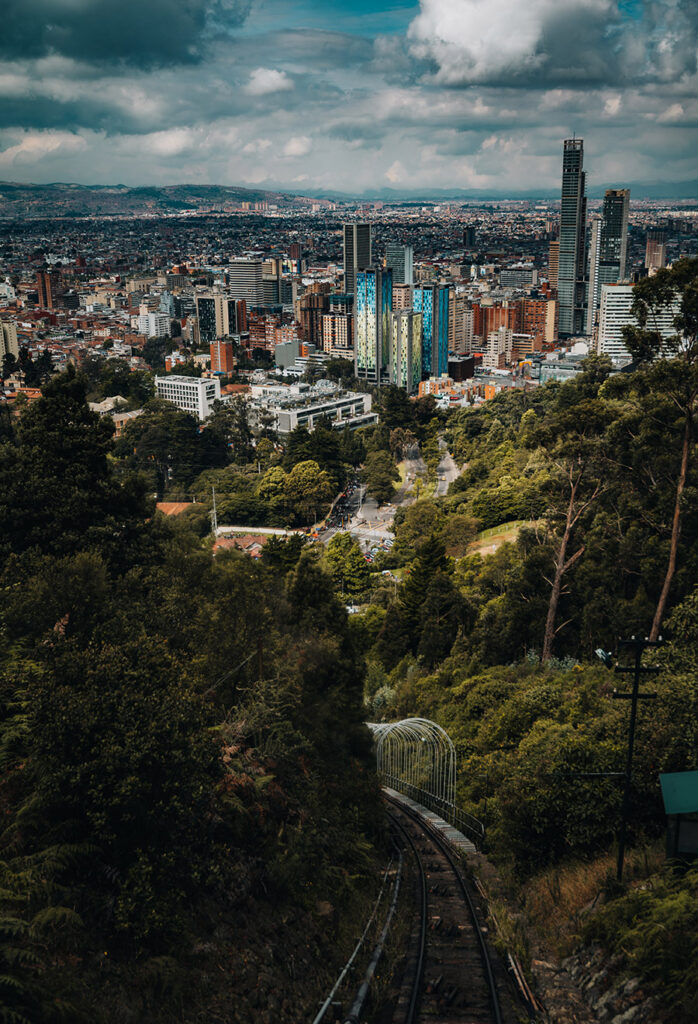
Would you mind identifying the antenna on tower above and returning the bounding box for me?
[210,487,218,536]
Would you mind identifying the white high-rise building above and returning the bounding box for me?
[227,260,265,306]
[483,327,513,369]
[155,375,221,421]
[597,284,679,364]
[137,311,171,338]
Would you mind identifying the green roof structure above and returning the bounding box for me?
[659,771,698,816]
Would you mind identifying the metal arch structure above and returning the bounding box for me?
[368,718,484,845]
[369,718,456,808]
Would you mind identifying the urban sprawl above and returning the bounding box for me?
[1,138,696,438]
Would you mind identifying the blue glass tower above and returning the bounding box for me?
[413,284,449,377]
[355,268,392,384]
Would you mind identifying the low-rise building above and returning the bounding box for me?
[155,374,221,420]
[248,381,376,434]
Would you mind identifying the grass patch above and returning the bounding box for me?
[521,841,665,958]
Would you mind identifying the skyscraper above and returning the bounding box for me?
[413,284,449,377]
[355,267,391,384]
[390,310,422,394]
[586,188,630,333]
[227,260,265,306]
[385,243,414,286]
[558,138,587,336]
[343,224,371,296]
[645,231,667,271]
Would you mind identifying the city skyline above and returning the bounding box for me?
[1,0,697,193]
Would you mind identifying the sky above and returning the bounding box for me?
[1,0,697,193]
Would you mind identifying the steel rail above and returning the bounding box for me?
[385,795,503,1024]
[385,809,427,1024]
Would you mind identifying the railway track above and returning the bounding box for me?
[384,797,519,1024]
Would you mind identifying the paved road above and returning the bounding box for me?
[434,437,460,497]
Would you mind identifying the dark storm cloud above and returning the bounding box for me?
[1,0,252,66]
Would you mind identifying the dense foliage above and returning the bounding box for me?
[0,369,381,1022]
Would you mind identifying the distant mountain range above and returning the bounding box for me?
[0,178,696,218]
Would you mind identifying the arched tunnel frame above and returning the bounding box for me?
[368,717,484,845]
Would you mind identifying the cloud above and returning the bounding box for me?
[0,129,87,166]
[407,0,698,87]
[245,68,293,95]
[385,160,405,183]
[657,102,683,122]
[1,0,252,67]
[282,135,312,157]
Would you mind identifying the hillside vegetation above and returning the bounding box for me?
[0,370,382,1022]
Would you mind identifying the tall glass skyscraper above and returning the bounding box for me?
[558,138,587,337]
[343,223,371,296]
[413,284,449,377]
[385,243,414,286]
[355,268,392,384]
[586,188,630,333]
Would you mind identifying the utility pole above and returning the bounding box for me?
[612,636,659,882]
[210,486,218,536]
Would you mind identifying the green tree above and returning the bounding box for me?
[363,449,399,505]
[287,460,333,524]
[620,257,698,640]
[325,533,370,599]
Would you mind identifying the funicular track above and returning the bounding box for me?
[385,795,506,1024]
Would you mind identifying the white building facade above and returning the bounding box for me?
[597,284,680,364]
[155,375,221,420]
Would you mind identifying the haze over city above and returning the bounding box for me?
[2,0,698,193]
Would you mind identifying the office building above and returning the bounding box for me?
[343,223,371,295]
[155,375,221,421]
[392,284,413,311]
[210,339,236,374]
[299,291,330,348]
[586,188,630,333]
[517,296,556,348]
[196,294,247,343]
[0,320,19,360]
[500,265,538,289]
[385,243,414,286]
[597,283,679,364]
[390,309,422,394]
[413,285,450,377]
[137,311,171,338]
[36,270,62,310]
[558,138,587,336]
[227,260,265,305]
[645,231,667,271]
[322,313,353,356]
[448,292,473,354]
[548,239,560,289]
[463,226,477,248]
[355,267,392,384]
[483,327,513,369]
[249,382,376,434]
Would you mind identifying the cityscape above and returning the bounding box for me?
[1,2,698,1024]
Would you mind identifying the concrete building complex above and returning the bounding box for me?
[155,374,221,420]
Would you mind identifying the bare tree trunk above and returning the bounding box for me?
[650,412,692,641]
[542,471,587,662]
